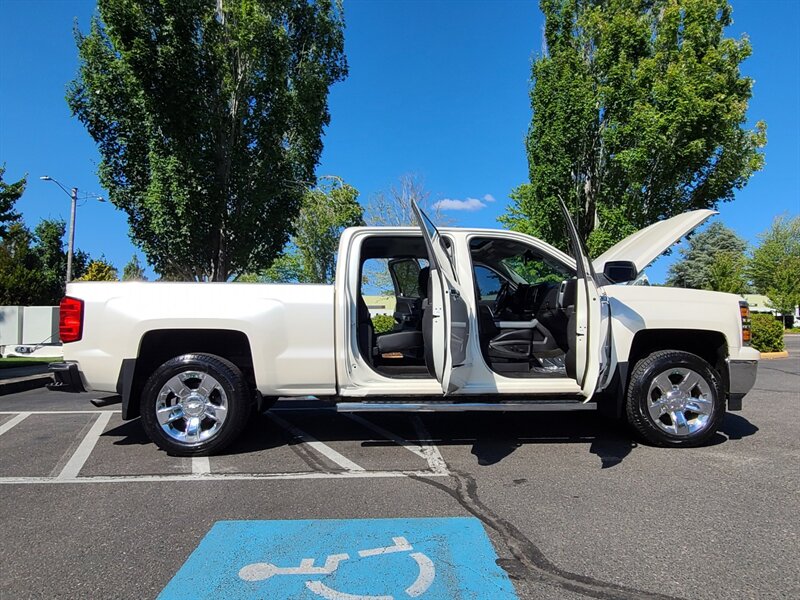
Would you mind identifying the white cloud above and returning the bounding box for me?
[433,197,487,212]
[483,194,496,203]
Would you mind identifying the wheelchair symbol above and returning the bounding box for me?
[238,536,435,599]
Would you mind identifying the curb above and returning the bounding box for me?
[0,373,53,396]
[759,351,789,360]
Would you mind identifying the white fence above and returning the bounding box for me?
[0,306,61,356]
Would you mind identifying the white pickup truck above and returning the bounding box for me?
[49,202,759,455]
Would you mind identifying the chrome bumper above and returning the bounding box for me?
[726,359,758,410]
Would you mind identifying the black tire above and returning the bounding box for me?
[140,353,251,456]
[626,350,724,447]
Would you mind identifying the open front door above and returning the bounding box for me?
[412,201,472,394]
[559,201,604,400]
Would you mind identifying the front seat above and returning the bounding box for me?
[375,267,429,356]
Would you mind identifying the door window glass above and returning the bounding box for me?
[361,258,393,296]
[473,266,504,301]
[390,259,429,298]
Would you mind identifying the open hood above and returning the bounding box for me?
[592,209,717,275]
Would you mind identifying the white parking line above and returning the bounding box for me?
[344,414,430,461]
[411,416,449,475]
[0,469,449,485]
[0,409,451,484]
[0,412,31,436]
[0,410,121,415]
[192,456,211,475]
[267,412,365,472]
[57,411,114,480]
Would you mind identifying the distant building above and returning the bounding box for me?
[362,295,396,318]
[741,294,775,314]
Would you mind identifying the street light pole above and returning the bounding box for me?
[66,187,78,283]
[40,176,104,287]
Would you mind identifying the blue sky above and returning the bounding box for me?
[1,0,798,282]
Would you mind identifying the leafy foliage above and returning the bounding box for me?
[666,222,747,290]
[0,166,25,239]
[371,313,396,334]
[253,252,305,284]
[0,224,47,305]
[750,313,784,353]
[78,258,118,282]
[705,250,748,294]
[293,178,363,283]
[749,215,800,316]
[122,255,147,281]
[502,0,766,255]
[35,219,89,288]
[68,0,348,281]
[0,219,89,305]
[252,178,362,284]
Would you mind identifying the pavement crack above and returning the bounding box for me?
[757,366,799,377]
[410,470,684,600]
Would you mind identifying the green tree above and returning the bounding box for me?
[254,252,305,284]
[78,257,119,282]
[252,178,362,284]
[501,0,766,255]
[68,0,347,281]
[706,250,748,294]
[33,219,90,300]
[749,215,800,318]
[666,222,747,289]
[122,255,148,281]
[0,223,49,305]
[293,178,362,284]
[0,218,90,304]
[0,166,25,239]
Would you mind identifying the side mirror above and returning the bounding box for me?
[603,260,638,284]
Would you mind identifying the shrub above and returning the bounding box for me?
[371,313,396,334]
[750,313,785,353]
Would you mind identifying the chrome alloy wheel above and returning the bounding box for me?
[155,371,228,444]
[647,367,714,437]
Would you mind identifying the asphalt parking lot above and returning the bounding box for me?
[1,338,798,599]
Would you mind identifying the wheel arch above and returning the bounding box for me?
[119,329,254,420]
[601,328,729,418]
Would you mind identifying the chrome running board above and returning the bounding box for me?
[336,401,596,413]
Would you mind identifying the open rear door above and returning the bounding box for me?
[559,201,604,400]
[412,201,472,394]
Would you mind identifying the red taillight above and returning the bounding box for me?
[59,297,84,343]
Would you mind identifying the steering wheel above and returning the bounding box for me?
[494,281,513,315]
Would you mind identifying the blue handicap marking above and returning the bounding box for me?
[158,517,518,599]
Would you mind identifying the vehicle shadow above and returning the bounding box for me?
[451,412,638,469]
[719,412,759,440]
[216,415,292,456]
[106,418,151,445]
[104,403,759,467]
